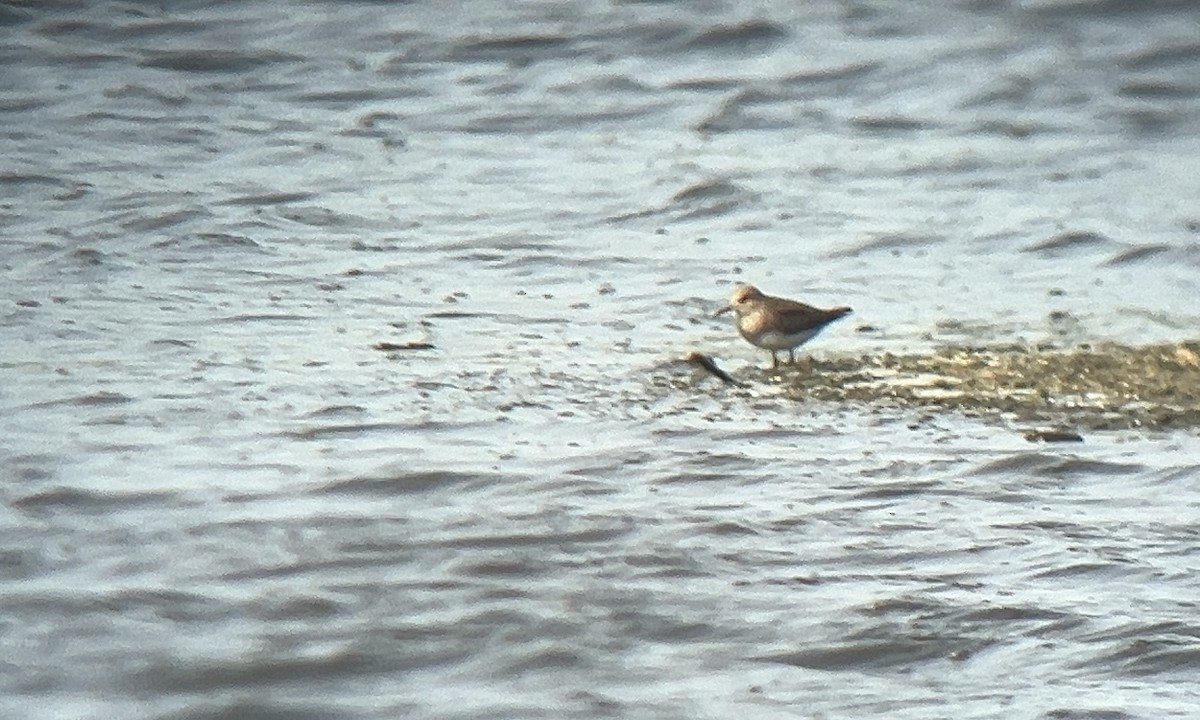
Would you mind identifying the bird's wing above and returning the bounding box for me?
[773,298,824,319]
[774,299,850,330]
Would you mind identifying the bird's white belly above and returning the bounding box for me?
[748,328,821,350]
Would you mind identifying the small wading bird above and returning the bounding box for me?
[716,284,852,369]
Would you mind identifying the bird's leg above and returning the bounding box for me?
[788,349,796,364]
[771,352,779,369]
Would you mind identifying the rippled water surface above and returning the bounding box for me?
[3,1,1200,718]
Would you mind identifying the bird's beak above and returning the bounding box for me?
[714,305,732,318]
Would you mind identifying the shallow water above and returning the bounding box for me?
[3,1,1200,718]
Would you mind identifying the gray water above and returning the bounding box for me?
[3,1,1200,718]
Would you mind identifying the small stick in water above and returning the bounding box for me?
[684,351,746,387]
[1023,428,1084,443]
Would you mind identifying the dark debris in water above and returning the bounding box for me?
[768,342,1200,432]
[683,351,746,387]
[1023,429,1085,443]
[373,341,435,352]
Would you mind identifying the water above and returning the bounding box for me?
[3,1,1200,718]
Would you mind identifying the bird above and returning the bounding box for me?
[715,284,852,368]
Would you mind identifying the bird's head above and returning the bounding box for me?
[714,284,764,317]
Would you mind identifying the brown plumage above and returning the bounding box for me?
[715,285,852,368]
